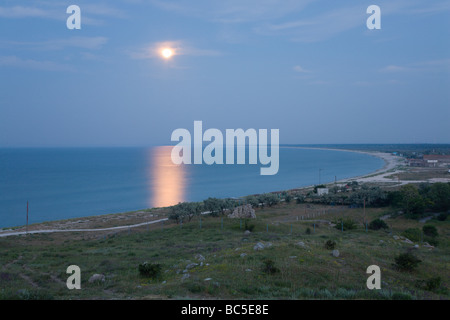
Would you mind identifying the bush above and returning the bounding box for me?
[324,240,336,250]
[416,277,442,292]
[368,218,388,230]
[436,212,449,221]
[262,259,279,274]
[422,225,438,238]
[334,218,357,231]
[394,252,422,272]
[295,193,305,204]
[305,227,311,235]
[244,220,255,232]
[401,228,421,242]
[391,292,413,300]
[138,262,162,279]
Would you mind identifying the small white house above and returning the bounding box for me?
[317,188,329,196]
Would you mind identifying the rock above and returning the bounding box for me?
[413,245,419,249]
[393,235,400,240]
[244,230,251,235]
[240,253,247,258]
[88,274,105,283]
[195,254,205,261]
[332,250,340,257]
[204,278,212,281]
[296,241,306,248]
[228,204,256,219]
[403,238,414,244]
[182,269,188,273]
[186,263,198,270]
[245,269,252,272]
[289,256,297,259]
[253,242,265,251]
[181,273,190,281]
[254,241,272,250]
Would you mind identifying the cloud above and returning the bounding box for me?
[380,65,411,73]
[0,55,74,72]
[147,0,315,23]
[380,59,450,73]
[0,6,54,18]
[1,37,109,51]
[130,40,222,60]
[293,65,309,73]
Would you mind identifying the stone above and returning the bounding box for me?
[181,273,190,281]
[296,241,306,248]
[88,274,105,283]
[244,230,251,235]
[240,253,247,258]
[195,254,205,261]
[245,269,252,272]
[403,238,414,244]
[332,250,340,257]
[393,235,400,240]
[186,263,198,270]
[228,204,256,219]
[253,242,265,251]
[204,278,212,281]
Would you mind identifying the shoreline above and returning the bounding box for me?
[0,148,415,236]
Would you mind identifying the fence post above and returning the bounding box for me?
[221,218,223,230]
[314,223,315,234]
[200,217,202,229]
[266,224,268,232]
[341,221,344,232]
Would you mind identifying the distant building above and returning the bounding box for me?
[317,188,329,196]
[408,159,426,167]
[423,155,450,167]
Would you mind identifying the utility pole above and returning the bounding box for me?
[26,201,29,235]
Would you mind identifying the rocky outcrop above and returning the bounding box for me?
[228,204,256,219]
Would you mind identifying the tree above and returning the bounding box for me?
[169,202,203,223]
[428,183,450,211]
[400,184,426,218]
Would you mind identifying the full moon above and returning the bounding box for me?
[161,48,174,59]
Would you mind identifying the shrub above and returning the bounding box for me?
[401,228,421,242]
[391,292,413,300]
[422,225,438,238]
[425,277,442,291]
[416,277,442,292]
[394,252,422,272]
[244,220,255,232]
[334,218,357,231]
[368,218,388,230]
[436,212,449,221]
[262,259,279,274]
[324,240,336,250]
[305,227,311,235]
[138,262,162,279]
[295,194,305,204]
[283,193,292,203]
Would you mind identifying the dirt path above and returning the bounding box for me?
[0,218,168,238]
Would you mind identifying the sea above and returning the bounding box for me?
[0,146,385,228]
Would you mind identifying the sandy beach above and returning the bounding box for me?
[1,147,447,238]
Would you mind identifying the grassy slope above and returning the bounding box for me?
[0,202,449,300]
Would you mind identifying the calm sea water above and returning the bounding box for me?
[0,147,384,228]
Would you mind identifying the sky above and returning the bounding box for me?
[0,0,449,147]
